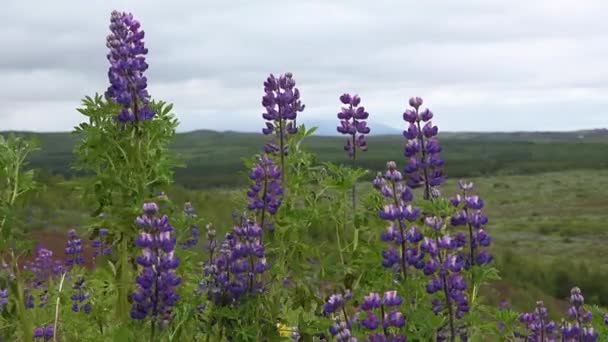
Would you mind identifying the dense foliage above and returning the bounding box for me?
[0,9,607,342]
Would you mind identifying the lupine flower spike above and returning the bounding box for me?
[199,214,269,306]
[33,325,54,341]
[402,97,445,199]
[105,10,155,123]
[246,154,283,231]
[450,181,492,267]
[261,72,305,182]
[357,291,407,341]
[180,202,200,248]
[373,161,421,280]
[337,93,370,160]
[131,203,181,326]
[0,289,7,310]
[65,229,85,267]
[92,228,112,259]
[71,275,91,314]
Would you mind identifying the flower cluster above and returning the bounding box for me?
[92,228,112,258]
[200,215,268,305]
[246,154,283,231]
[24,247,65,289]
[180,202,200,249]
[517,301,558,340]
[324,290,352,315]
[561,287,598,341]
[71,275,91,314]
[402,97,445,199]
[329,320,357,342]
[65,229,85,266]
[131,203,181,323]
[420,216,470,340]
[262,72,305,156]
[0,288,7,310]
[33,325,54,341]
[337,93,370,159]
[357,291,407,341]
[516,289,600,341]
[105,10,155,123]
[373,161,421,278]
[450,180,492,267]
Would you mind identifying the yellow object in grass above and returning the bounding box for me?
[276,322,295,337]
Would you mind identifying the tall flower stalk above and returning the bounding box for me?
[180,202,200,249]
[105,10,155,123]
[199,214,269,306]
[246,154,283,231]
[402,97,445,200]
[75,9,178,320]
[65,229,85,267]
[261,72,305,183]
[337,93,370,241]
[373,161,421,280]
[450,181,492,268]
[422,217,469,342]
[131,203,181,339]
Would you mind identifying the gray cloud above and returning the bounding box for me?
[1,0,607,132]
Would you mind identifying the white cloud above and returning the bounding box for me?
[0,0,607,132]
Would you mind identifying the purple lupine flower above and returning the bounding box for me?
[131,202,181,324]
[65,229,85,266]
[246,154,283,231]
[71,275,91,314]
[180,202,200,249]
[105,10,155,123]
[24,247,65,290]
[422,216,470,340]
[402,97,445,199]
[559,287,597,341]
[0,289,7,310]
[324,293,346,314]
[450,181,492,267]
[92,228,112,259]
[373,161,421,279]
[261,72,305,178]
[33,325,54,341]
[199,214,269,306]
[329,320,357,342]
[337,93,370,159]
[517,301,558,341]
[357,291,407,341]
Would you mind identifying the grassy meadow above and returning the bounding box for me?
[17,131,608,317]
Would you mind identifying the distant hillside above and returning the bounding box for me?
[302,118,402,136]
[2,129,607,188]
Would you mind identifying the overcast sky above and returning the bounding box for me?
[1,0,607,133]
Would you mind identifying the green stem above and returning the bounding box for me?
[336,194,346,266]
[0,149,25,241]
[117,235,130,320]
[12,252,33,341]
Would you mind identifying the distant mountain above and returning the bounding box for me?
[301,118,402,136]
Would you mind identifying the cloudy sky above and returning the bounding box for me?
[1,0,607,133]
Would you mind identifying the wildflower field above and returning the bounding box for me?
[1,10,608,342]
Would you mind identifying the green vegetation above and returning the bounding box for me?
[4,130,608,188]
[20,167,608,316]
